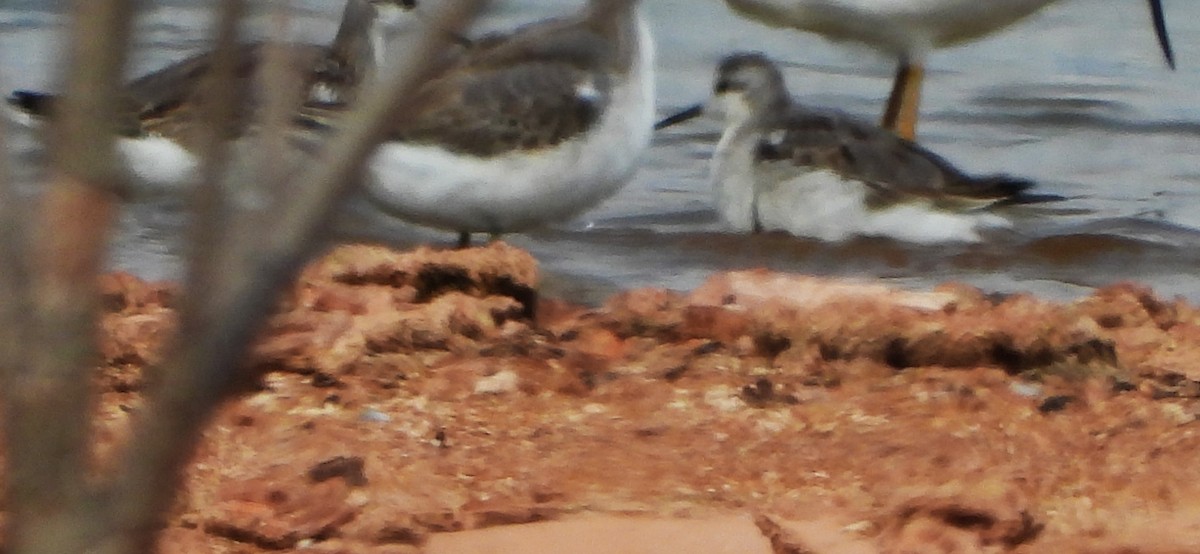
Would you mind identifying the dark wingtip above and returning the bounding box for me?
[1148,0,1176,70]
[1005,192,1068,206]
[980,176,1066,206]
[983,176,1036,196]
[8,90,55,116]
[654,104,704,130]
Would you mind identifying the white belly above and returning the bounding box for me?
[364,16,656,234]
[725,0,1058,54]
[2,101,43,130]
[12,121,202,196]
[754,166,1010,243]
[710,129,761,233]
[116,136,200,196]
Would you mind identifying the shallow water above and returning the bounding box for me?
[3,0,1200,304]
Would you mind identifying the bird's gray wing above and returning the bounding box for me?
[297,9,618,156]
[384,59,611,157]
[128,43,343,139]
[758,107,1030,208]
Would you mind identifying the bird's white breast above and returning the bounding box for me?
[752,164,1011,243]
[365,12,656,234]
[711,127,762,233]
[2,101,43,130]
[9,115,201,196]
[116,136,200,196]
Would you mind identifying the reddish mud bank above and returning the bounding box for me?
[73,243,1200,552]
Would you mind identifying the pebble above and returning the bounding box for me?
[1009,382,1043,399]
[474,370,520,395]
[359,408,391,423]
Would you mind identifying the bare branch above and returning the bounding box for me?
[257,0,308,199]
[5,0,138,553]
[95,2,489,552]
[180,0,246,323]
[0,80,31,417]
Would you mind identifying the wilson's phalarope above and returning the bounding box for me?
[4,0,422,195]
[660,52,1058,244]
[722,0,1177,140]
[333,0,656,247]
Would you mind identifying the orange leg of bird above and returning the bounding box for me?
[881,61,924,141]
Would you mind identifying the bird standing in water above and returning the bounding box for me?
[336,0,657,248]
[5,0,426,195]
[660,52,1058,243]
[721,0,1177,140]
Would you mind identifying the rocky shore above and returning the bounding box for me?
[82,243,1200,552]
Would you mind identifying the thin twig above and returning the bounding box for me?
[182,0,247,327]
[0,78,30,414]
[96,2,488,552]
[257,0,308,200]
[6,0,137,553]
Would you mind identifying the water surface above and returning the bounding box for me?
[3,0,1200,304]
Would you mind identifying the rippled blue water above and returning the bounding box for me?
[2,1,1199,303]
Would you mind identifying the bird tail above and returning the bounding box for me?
[958,175,1065,207]
[7,90,56,118]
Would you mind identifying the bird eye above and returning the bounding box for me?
[714,79,732,93]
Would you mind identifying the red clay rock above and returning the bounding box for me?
[1074,282,1179,331]
[878,481,1041,553]
[689,270,960,313]
[300,242,538,294]
[24,244,1200,553]
[100,308,176,369]
[203,470,359,549]
[99,271,176,312]
[535,296,591,335]
[565,327,628,361]
[602,287,688,338]
[680,304,754,345]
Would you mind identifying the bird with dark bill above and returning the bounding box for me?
[658,52,1060,244]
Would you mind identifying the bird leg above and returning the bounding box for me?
[455,231,502,249]
[881,61,923,141]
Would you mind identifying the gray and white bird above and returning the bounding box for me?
[4,0,424,195]
[659,52,1057,244]
[340,0,656,247]
[721,0,1176,140]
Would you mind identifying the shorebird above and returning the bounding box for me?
[321,0,656,248]
[658,52,1057,243]
[721,0,1177,140]
[4,0,423,194]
